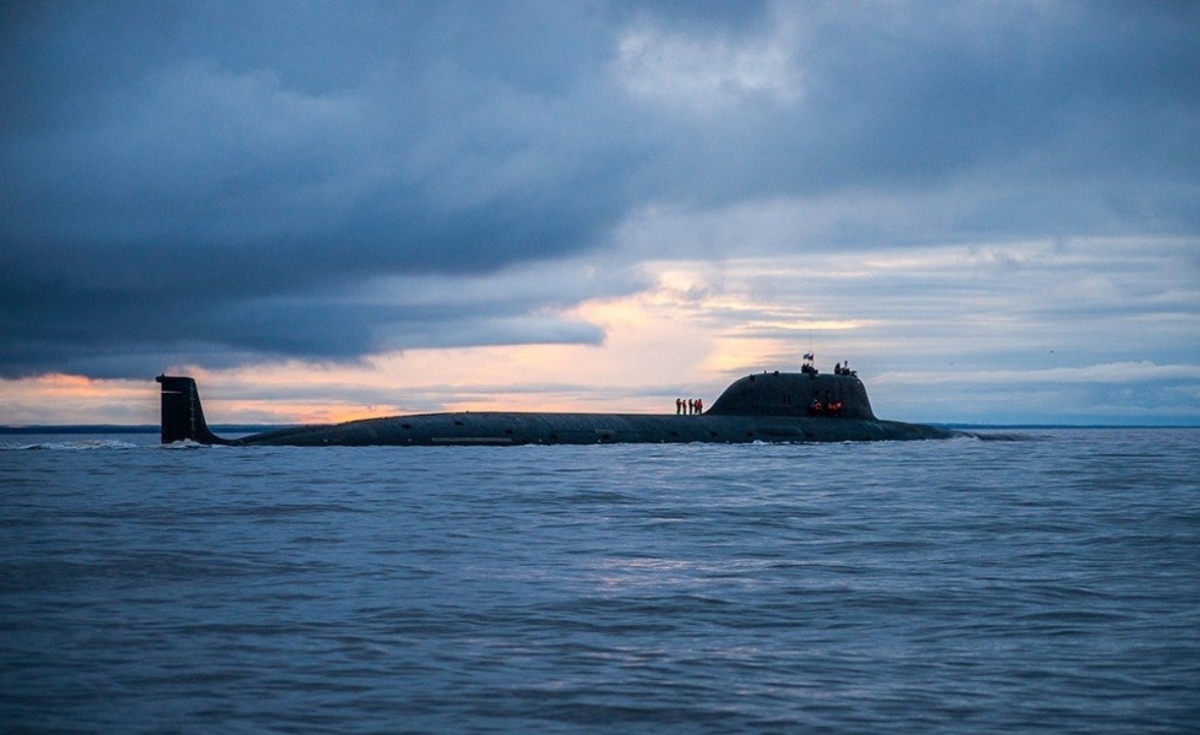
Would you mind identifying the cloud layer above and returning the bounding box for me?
[2,1,1198,423]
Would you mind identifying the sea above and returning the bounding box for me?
[2,428,1198,734]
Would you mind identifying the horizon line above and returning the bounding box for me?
[3,423,1199,434]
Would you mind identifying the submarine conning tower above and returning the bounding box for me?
[706,371,877,420]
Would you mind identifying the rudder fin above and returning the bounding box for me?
[155,375,226,444]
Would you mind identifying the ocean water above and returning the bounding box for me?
[2,429,1198,733]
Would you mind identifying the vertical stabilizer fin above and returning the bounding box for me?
[155,375,225,445]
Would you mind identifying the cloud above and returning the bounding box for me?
[1,0,1198,427]
[878,361,1200,387]
[613,22,802,112]
[2,5,645,377]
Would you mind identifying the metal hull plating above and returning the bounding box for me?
[225,412,953,446]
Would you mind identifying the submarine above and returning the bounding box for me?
[156,369,955,446]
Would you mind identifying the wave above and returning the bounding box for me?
[1,438,141,451]
[957,430,1040,441]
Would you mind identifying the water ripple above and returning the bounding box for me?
[1,429,1198,733]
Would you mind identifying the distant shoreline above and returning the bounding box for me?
[2,423,1197,434]
[0,425,279,435]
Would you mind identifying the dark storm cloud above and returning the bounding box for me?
[639,2,1199,221]
[2,1,1197,378]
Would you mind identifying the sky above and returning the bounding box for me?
[2,0,1198,427]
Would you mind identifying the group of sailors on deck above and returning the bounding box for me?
[675,398,704,415]
[809,393,844,417]
[804,353,851,416]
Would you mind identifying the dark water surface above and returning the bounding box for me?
[3,430,1198,733]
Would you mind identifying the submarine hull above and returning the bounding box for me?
[224,412,953,447]
[156,372,955,446]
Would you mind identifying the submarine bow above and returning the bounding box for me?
[155,371,954,446]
